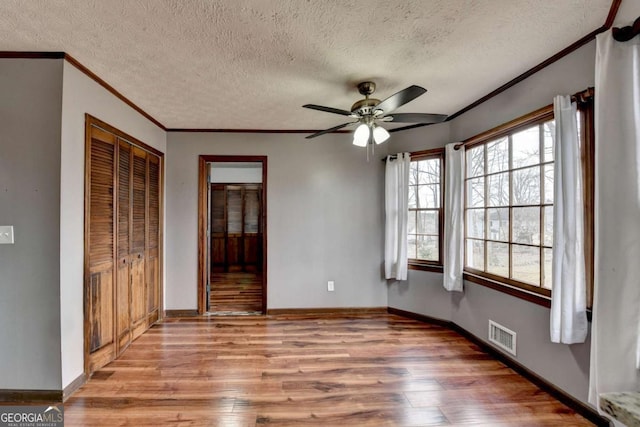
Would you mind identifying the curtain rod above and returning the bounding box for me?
[613,16,640,42]
[453,87,594,151]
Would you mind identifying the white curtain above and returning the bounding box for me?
[589,30,640,407]
[443,143,465,292]
[385,153,410,280]
[550,95,588,344]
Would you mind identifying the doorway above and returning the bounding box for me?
[198,156,267,315]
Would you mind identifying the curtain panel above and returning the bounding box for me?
[384,153,410,280]
[550,95,588,344]
[443,143,465,292]
[589,29,640,407]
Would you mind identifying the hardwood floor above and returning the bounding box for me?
[209,272,263,314]
[64,314,595,426]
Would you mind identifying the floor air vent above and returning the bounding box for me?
[488,320,516,356]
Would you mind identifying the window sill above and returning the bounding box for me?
[463,272,552,308]
[408,263,444,273]
[405,268,592,318]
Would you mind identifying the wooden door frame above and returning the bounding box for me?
[198,155,267,315]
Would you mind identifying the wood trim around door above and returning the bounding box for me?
[198,155,268,315]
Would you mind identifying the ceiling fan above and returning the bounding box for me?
[303,81,447,147]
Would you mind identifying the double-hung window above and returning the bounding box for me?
[408,149,444,270]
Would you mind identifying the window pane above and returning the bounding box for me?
[487,172,509,207]
[467,145,484,178]
[418,236,438,261]
[512,126,540,168]
[418,159,440,185]
[543,206,553,247]
[513,207,540,245]
[408,185,417,208]
[467,177,485,207]
[417,210,438,234]
[543,121,555,162]
[543,248,553,289]
[487,207,509,242]
[512,244,540,286]
[544,164,554,204]
[487,137,509,174]
[409,163,420,186]
[409,156,442,264]
[513,166,541,205]
[466,209,484,239]
[418,184,440,208]
[408,210,416,235]
[407,236,417,259]
[487,242,509,278]
[466,239,484,270]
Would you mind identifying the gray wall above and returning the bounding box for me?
[210,162,263,183]
[387,122,454,320]
[0,59,63,390]
[387,41,596,404]
[166,132,388,310]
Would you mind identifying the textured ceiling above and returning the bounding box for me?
[0,0,618,130]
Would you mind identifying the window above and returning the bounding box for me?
[465,118,554,296]
[408,149,443,269]
[462,100,594,305]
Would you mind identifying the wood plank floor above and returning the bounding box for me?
[209,272,263,314]
[64,314,594,426]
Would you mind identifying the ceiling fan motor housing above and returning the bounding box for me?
[351,98,380,115]
[352,81,380,115]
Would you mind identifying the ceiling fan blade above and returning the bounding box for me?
[373,85,427,115]
[303,104,354,116]
[305,122,355,139]
[385,113,448,124]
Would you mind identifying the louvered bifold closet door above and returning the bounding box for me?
[116,140,132,354]
[243,186,261,271]
[85,115,164,376]
[146,154,160,324]
[210,185,226,272]
[226,187,243,271]
[86,126,117,373]
[130,147,147,339]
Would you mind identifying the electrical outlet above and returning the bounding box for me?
[327,281,335,292]
[0,226,14,244]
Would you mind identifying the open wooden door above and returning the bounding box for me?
[198,156,267,315]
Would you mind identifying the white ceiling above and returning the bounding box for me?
[0,0,632,131]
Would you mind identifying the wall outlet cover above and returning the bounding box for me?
[0,226,14,244]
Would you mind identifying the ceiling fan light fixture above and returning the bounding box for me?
[353,123,370,147]
[373,125,390,144]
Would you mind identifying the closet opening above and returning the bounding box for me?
[198,156,267,315]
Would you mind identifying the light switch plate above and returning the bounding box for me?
[0,226,14,244]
